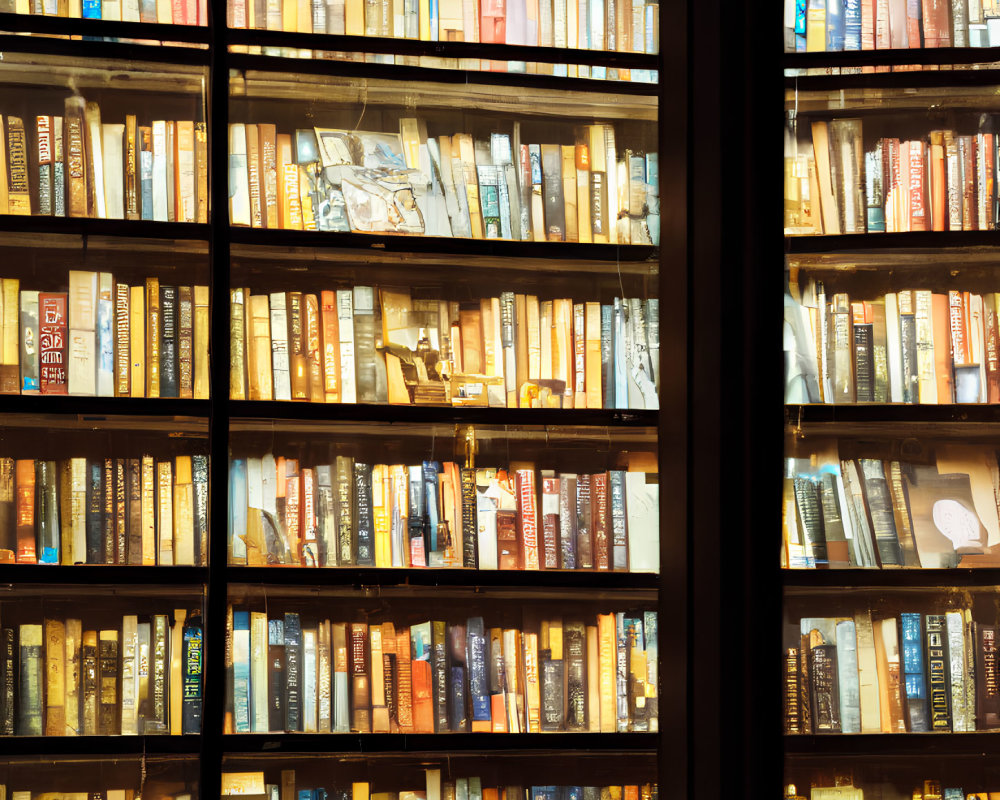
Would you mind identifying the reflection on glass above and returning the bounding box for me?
[0,755,200,800]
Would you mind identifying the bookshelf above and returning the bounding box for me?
[0,1,674,800]
[774,16,1000,800]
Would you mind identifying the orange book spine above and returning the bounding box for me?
[930,131,945,232]
[410,658,433,733]
[932,292,954,403]
[15,459,36,563]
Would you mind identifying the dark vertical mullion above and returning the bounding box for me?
[201,0,232,796]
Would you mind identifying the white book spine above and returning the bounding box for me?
[337,289,357,404]
[884,292,903,403]
[152,121,168,222]
[70,458,87,564]
[68,270,97,396]
[269,292,291,401]
[120,615,139,734]
[946,610,968,731]
[250,611,269,732]
[303,629,317,732]
[625,471,658,572]
[102,124,125,220]
[97,272,114,397]
[333,670,349,732]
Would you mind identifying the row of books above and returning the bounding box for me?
[222,771,657,800]
[231,48,659,82]
[784,284,1000,405]
[1,611,203,736]
[225,610,657,734]
[229,456,659,571]
[225,0,660,54]
[230,288,659,410]
[228,123,659,245]
[785,609,999,734]
[0,271,211,398]
[785,121,1000,236]
[0,105,207,222]
[787,782,997,800]
[4,0,205,23]
[782,0,1000,52]
[0,455,210,566]
[784,442,1000,569]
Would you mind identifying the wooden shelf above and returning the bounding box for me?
[785,732,1000,756]
[782,568,1000,588]
[782,47,1000,70]
[0,396,211,417]
[0,735,202,756]
[226,28,658,71]
[784,403,1000,427]
[220,732,658,753]
[0,217,209,241]
[227,566,659,590]
[0,565,209,584]
[230,400,656,427]
[0,12,208,43]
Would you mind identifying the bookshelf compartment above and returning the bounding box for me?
[227,69,658,246]
[0,583,206,737]
[228,254,659,411]
[220,749,658,798]
[0,752,200,797]
[0,233,212,400]
[0,52,207,225]
[0,412,210,567]
[224,583,656,736]
[227,417,658,572]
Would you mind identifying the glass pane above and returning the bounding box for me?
[224,583,657,734]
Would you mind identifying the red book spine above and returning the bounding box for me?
[515,468,538,570]
[38,293,68,395]
[908,140,927,232]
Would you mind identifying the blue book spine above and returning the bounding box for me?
[448,664,466,732]
[943,791,964,800]
[140,149,153,221]
[423,460,441,555]
[233,610,251,733]
[98,293,113,394]
[82,0,100,17]
[795,0,806,34]
[900,612,929,732]
[825,0,845,50]
[230,459,247,562]
[429,0,438,40]
[835,619,860,733]
[601,304,613,408]
[86,459,103,564]
[843,0,861,49]
[466,616,490,723]
[644,153,659,246]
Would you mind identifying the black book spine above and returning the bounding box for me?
[160,285,178,398]
[268,618,285,733]
[354,462,374,566]
[449,664,467,732]
[408,466,425,566]
[926,614,952,731]
[559,475,577,569]
[383,651,396,729]
[809,643,841,733]
[461,467,478,568]
[432,620,449,733]
[0,627,14,735]
[423,461,441,561]
[565,622,586,731]
[540,652,564,731]
[792,477,827,566]
[114,459,127,564]
[284,612,302,732]
[86,459,103,564]
[182,612,204,734]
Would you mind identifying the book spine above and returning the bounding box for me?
[355,462,374,565]
[901,612,929,732]
[284,612,303,732]
[926,614,952,731]
[461,467,478,568]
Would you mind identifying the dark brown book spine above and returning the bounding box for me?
[576,473,594,569]
[103,458,114,564]
[350,622,370,733]
[115,458,127,564]
[178,285,194,399]
[127,459,142,565]
[978,624,1000,729]
[784,647,801,733]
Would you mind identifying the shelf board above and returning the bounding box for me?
[229,227,657,263]
[0,30,209,67]
[782,568,1000,588]
[785,733,1000,756]
[230,401,656,427]
[228,52,656,97]
[784,403,1000,428]
[0,565,209,584]
[783,47,1000,70]
[0,12,209,44]
[0,217,209,241]
[0,735,202,756]
[787,231,1000,254]
[221,732,657,753]
[227,29,659,72]
[227,566,659,589]
[0,396,211,417]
